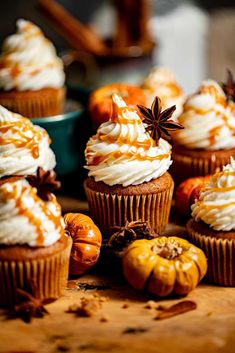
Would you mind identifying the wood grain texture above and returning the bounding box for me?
[1,276,235,353]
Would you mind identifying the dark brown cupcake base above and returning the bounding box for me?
[0,236,72,307]
[187,219,235,286]
[84,173,174,238]
[171,144,235,186]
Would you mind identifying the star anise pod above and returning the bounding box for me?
[108,220,157,250]
[14,279,49,323]
[222,69,235,102]
[26,167,61,201]
[137,96,184,142]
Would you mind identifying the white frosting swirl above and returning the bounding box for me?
[0,105,56,177]
[85,94,172,187]
[173,80,235,150]
[0,178,64,247]
[143,67,184,120]
[192,158,235,231]
[0,19,65,91]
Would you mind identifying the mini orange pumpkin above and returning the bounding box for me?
[175,176,211,217]
[64,213,102,276]
[88,83,146,127]
[122,237,207,297]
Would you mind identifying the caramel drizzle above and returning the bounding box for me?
[87,150,169,166]
[208,126,222,146]
[98,132,155,149]
[182,93,235,147]
[202,185,235,193]
[198,85,227,107]
[111,106,140,124]
[2,183,63,246]
[148,82,182,97]
[214,170,235,179]
[0,118,47,159]
[197,200,235,210]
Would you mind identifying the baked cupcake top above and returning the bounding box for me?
[0,19,65,91]
[85,94,172,187]
[173,80,235,150]
[192,158,235,231]
[0,177,64,247]
[142,67,184,119]
[0,105,55,177]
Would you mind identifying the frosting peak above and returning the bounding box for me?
[85,94,172,186]
[0,19,65,91]
[173,79,235,150]
[192,157,235,231]
[0,105,56,177]
[143,67,184,120]
[0,178,64,247]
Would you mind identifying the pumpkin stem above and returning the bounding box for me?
[152,241,183,260]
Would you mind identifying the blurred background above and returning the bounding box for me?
[0,0,234,93]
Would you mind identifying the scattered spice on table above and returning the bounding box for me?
[144,300,158,309]
[100,314,110,322]
[77,282,112,291]
[123,327,149,335]
[14,279,49,323]
[66,294,108,317]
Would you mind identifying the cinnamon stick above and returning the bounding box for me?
[113,0,151,48]
[38,0,108,56]
[154,300,197,320]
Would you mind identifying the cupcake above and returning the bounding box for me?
[0,104,55,178]
[187,158,235,286]
[88,83,146,128]
[0,173,72,307]
[171,79,235,185]
[0,19,65,118]
[142,67,184,120]
[84,94,182,237]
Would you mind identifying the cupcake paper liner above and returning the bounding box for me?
[0,238,72,307]
[187,221,235,286]
[171,149,235,185]
[84,181,174,238]
[0,87,65,118]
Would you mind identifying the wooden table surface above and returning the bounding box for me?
[1,197,235,353]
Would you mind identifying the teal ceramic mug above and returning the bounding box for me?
[32,100,86,176]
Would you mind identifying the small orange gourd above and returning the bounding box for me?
[175,176,211,217]
[122,236,207,297]
[64,213,102,276]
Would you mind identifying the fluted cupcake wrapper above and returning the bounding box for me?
[84,183,174,238]
[171,149,235,185]
[0,238,72,307]
[0,87,65,118]
[187,224,235,286]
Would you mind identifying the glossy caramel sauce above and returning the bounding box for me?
[98,132,155,149]
[198,85,226,107]
[1,182,63,246]
[87,103,169,166]
[87,150,169,166]
[11,65,21,78]
[111,106,138,124]
[213,170,235,179]
[208,126,222,146]
[197,200,235,210]
[0,117,47,159]
[147,82,182,97]
[202,181,235,193]
[181,85,235,147]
